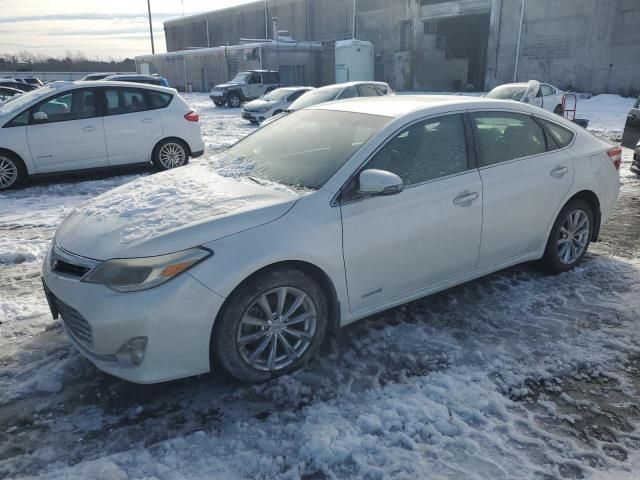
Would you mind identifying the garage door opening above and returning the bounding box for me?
[428,13,490,91]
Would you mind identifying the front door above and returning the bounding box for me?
[340,113,483,313]
[622,94,640,149]
[246,74,263,99]
[470,111,574,267]
[27,88,107,173]
[101,87,162,166]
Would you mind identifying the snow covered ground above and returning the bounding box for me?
[1,93,640,480]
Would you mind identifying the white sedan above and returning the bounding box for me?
[241,87,314,124]
[486,80,566,115]
[43,96,620,384]
[0,81,204,190]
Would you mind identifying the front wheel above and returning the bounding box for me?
[212,268,328,383]
[152,139,189,171]
[227,93,242,108]
[542,199,593,273]
[0,152,26,191]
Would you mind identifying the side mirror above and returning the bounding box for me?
[33,111,48,122]
[359,169,403,196]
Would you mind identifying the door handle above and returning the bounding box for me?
[550,166,569,178]
[81,126,97,132]
[453,192,480,207]
[142,118,154,124]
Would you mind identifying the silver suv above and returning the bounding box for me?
[210,70,280,108]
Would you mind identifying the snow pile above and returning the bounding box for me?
[574,94,635,140]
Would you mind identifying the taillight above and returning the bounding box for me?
[607,146,622,171]
[184,111,199,122]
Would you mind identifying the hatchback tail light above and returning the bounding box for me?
[184,111,199,122]
[607,146,622,171]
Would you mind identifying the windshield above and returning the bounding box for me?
[230,73,250,84]
[262,89,295,101]
[0,86,53,116]
[289,87,342,111]
[212,109,390,190]
[486,85,527,101]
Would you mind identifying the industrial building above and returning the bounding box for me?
[136,0,640,94]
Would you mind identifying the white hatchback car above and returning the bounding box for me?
[0,81,204,190]
[487,80,566,115]
[43,96,620,384]
[241,87,314,124]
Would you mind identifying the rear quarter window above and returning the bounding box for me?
[147,91,173,109]
[537,118,574,149]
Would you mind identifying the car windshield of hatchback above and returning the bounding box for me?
[0,86,54,116]
[288,87,342,111]
[262,89,295,102]
[486,85,527,101]
[213,109,390,190]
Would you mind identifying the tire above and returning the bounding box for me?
[0,151,26,191]
[249,120,259,125]
[542,199,593,273]
[554,104,564,116]
[213,100,225,107]
[152,139,189,171]
[227,93,242,108]
[212,267,328,383]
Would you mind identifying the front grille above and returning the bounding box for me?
[50,294,93,349]
[53,259,90,277]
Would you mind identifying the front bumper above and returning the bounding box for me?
[242,110,268,123]
[210,92,228,104]
[42,250,225,384]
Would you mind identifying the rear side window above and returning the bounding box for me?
[104,88,148,115]
[365,114,469,186]
[147,90,173,109]
[538,118,574,148]
[358,84,379,97]
[471,112,547,167]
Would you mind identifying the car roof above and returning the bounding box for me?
[47,80,175,93]
[309,95,537,118]
[314,81,390,92]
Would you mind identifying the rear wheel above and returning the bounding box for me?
[0,152,26,191]
[152,139,189,171]
[212,267,328,383]
[542,199,593,273]
[227,93,242,108]
[554,104,564,116]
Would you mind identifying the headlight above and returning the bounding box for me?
[254,107,269,113]
[83,247,212,292]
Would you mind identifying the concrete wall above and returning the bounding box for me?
[486,0,640,94]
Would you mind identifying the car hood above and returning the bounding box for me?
[214,82,242,90]
[55,164,299,260]
[244,99,276,109]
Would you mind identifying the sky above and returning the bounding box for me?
[0,0,256,59]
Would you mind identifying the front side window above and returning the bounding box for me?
[338,86,359,99]
[249,74,261,84]
[286,89,307,102]
[104,88,148,115]
[365,114,469,186]
[472,112,547,167]
[374,85,388,96]
[541,85,554,96]
[214,110,390,190]
[32,89,96,124]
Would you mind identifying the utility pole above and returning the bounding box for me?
[513,0,525,82]
[147,0,156,54]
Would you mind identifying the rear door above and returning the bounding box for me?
[26,88,107,172]
[101,86,162,166]
[622,94,640,149]
[471,111,574,267]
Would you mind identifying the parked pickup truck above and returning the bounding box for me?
[210,70,280,108]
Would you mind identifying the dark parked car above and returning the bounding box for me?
[104,74,169,87]
[622,93,640,148]
[0,80,37,92]
[0,86,22,103]
[81,72,117,81]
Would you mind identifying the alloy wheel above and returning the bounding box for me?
[236,286,317,372]
[0,156,18,189]
[557,209,589,264]
[158,143,186,169]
